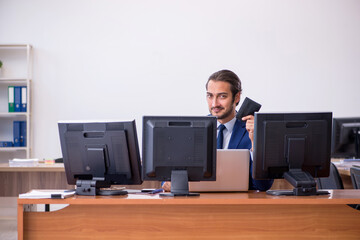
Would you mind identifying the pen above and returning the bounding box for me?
[151,189,164,194]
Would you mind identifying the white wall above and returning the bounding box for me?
[0,0,359,160]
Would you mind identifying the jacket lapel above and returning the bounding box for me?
[228,119,248,149]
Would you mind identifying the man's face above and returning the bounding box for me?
[206,80,240,123]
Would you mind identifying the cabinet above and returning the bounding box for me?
[0,44,32,161]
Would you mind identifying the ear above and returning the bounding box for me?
[234,92,241,105]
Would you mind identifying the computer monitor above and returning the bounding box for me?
[253,112,332,196]
[142,116,217,196]
[58,120,142,196]
[331,117,360,159]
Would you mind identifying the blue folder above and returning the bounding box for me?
[14,87,21,112]
[0,141,14,147]
[20,121,27,147]
[13,121,21,147]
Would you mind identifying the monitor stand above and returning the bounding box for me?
[76,179,128,196]
[160,170,200,197]
[267,138,330,196]
[266,169,330,196]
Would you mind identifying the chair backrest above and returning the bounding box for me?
[350,166,360,189]
[317,162,344,189]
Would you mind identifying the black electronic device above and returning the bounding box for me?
[142,116,217,197]
[54,158,63,163]
[236,97,262,120]
[331,117,360,159]
[58,120,142,196]
[253,112,332,196]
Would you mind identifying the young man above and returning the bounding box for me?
[162,70,273,191]
[205,69,273,191]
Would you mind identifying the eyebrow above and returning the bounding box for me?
[206,92,228,95]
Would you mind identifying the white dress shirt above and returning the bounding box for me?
[217,117,236,149]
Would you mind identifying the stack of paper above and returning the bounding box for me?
[19,190,75,199]
[9,158,39,167]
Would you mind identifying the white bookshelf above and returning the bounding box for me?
[0,44,32,160]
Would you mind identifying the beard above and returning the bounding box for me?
[211,103,235,120]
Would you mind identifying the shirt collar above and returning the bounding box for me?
[217,116,236,133]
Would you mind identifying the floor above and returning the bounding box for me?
[0,197,17,240]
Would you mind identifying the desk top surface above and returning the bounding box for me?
[17,190,360,205]
[0,163,65,172]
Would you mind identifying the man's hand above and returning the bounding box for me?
[162,181,171,192]
[242,115,254,150]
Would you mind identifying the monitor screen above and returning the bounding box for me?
[142,116,217,196]
[253,112,332,196]
[332,117,360,159]
[58,120,142,196]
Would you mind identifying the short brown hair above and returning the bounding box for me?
[206,69,242,105]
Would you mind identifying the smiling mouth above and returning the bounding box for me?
[211,107,223,113]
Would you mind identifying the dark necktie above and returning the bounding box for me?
[217,124,226,149]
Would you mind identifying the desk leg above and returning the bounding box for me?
[17,202,23,240]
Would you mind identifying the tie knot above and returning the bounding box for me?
[218,124,226,132]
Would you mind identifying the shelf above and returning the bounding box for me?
[0,44,30,49]
[0,78,29,82]
[0,147,27,152]
[0,112,28,117]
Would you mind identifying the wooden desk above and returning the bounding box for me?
[18,190,360,240]
[0,163,71,196]
[0,163,66,172]
[0,163,161,196]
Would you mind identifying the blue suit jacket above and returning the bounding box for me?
[228,119,273,191]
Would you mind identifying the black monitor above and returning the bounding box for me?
[253,112,332,196]
[58,120,142,196]
[142,116,217,196]
[331,117,360,159]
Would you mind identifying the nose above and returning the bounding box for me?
[212,97,219,107]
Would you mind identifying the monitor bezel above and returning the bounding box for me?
[141,116,217,196]
[58,120,143,195]
[252,112,332,196]
[331,117,360,159]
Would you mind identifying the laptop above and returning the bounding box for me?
[189,149,250,192]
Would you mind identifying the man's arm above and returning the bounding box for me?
[242,115,274,191]
[242,115,254,150]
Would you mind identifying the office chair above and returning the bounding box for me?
[317,163,359,210]
[316,162,344,190]
[350,166,360,189]
[349,166,360,210]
